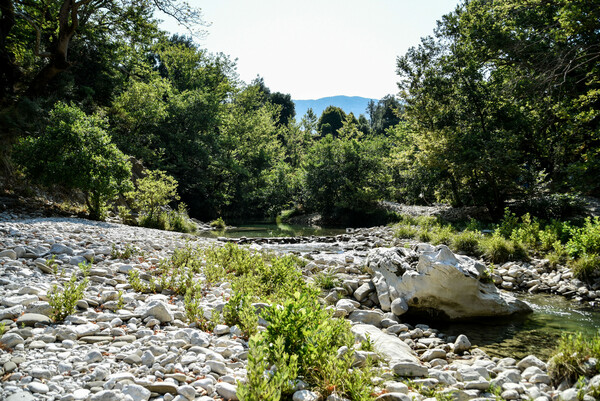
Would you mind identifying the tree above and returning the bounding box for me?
[316,106,346,137]
[269,92,295,126]
[13,102,131,220]
[301,108,318,135]
[395,0,600,214]
[127,169,179,224]
[0,0,203,100]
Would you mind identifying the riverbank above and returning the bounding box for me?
[1,215,599,401]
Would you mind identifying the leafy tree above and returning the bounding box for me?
[127,169,179,223]
[316,105,346,137]
[369,95,402,135]
[301,108,318,135]
[269,92,295,126]
[0,0,203,99]
[302,120,388,218]
[13,102,131,220]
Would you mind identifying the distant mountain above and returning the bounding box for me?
[293,96,376,121]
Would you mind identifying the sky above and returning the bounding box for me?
[159,0,460,100]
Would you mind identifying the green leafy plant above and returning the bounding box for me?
[451,230,481,255]
[116,290,124,310]
[548,332,600,385]
[313,269,340,290]
[127,169,180,229]
[210,217,226,229]
[0,322,6,336]
[48,275,89,321]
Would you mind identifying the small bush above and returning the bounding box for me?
[127,169,179,224]
[210,217,226,229]
[566,217,600,258]
[548,332,600,384]
[451,230,481,255]
[479,234,514,263]
[313,269,340,290]
[48,275,88,321]
[430,225,454,246]
[417,229,432,243]
[570,254,600,282]
[394,223,417,239]
[238,291,375,400]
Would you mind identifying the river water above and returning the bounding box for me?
[200,223,600,361]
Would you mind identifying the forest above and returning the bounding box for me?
[0,0,598,226]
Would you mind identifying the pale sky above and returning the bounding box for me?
[160,0,460,100]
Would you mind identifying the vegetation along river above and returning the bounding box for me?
[201,223,600,361]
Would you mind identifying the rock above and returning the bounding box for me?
[177,385,196,400]
[453,334,471,353]
[5,392,36,401]
[1,332,24,348]
[27,382,49,394]
[375,393,411,401]
[90,390,124,401]
[385,382,409,393]
[517,355,547,371]
[0,249,17,259]
[348,310,383,327]
[391,297,408,316]
[139,300,173,323]
[293,390,320,401]
[216,382,239,400]
[421,349,446,362]
[122,384,151,401]
[124,354,142,365]
[145,382,178,394]
[0,304,25,319]
[365,245,532,320]
[50,244,74,255]
[16,313,52,327]
[354,282,374,302]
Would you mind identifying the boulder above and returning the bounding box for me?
[351,324,426,377]
[365,245,532,320]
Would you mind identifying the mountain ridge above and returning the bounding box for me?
[293,95,376,121]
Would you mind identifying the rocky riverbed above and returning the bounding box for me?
[1,214,599,401]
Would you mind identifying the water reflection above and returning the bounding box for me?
[423,293,599,360]
[198,223,347,238]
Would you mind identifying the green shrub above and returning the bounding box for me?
[546,241,569,268]
[570,254,600,282]
[495,208,520,239]
[127,169,179,226]
[48,275,89,321]
[451,230,482,255]
[314,269,340,290]
[210,217,226,229]
[394,223,417,239]
[430,225,454,246]
[548,332,600,384]
[223,292,259,337]
[479,234,514,263]
[509,213,540,249]
[168,203,196,233]
[417,229,432,243]
[238,291,375,400]
[566,217,600,258]
[13,102,132,220]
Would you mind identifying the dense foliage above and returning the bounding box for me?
[2,0,598,225]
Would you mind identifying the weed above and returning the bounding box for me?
[548,331,600,385]
[238,290,375,400]
[111,244,138,260]
[223,292,259,337]
[116,290,124,310]
[314,269,340,290]
[430,225,454,246]
[79,261,91,277]
[46,255,59,274]
[127,269,155,293]
[48,274,88,321]
[0,322,6,336]
[570,254,600,282]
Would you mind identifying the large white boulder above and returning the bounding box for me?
[365,245,531,320]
